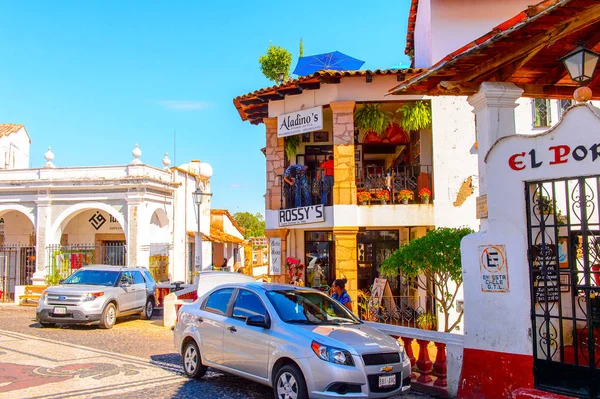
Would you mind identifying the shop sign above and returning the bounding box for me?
[277,106,323,138]
[479,244,509,292]
[508,143,600,171]
[269,238,281,275]
[531,243,559,303]
[278,204,324,227]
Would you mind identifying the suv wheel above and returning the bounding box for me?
[39,322,56,328]
[140,297,154,320]
[274,364,308,399]
[99,303,117,329]
[182,340,207,379]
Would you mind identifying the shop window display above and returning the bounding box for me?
[305,231,334,291]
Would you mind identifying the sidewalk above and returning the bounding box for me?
[0,329,185,399]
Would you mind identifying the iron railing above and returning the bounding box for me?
[0,244,36,302]
[278,170,333,209]
[356,164,433,205]
[358,294,437,329]
[46,243,126,280]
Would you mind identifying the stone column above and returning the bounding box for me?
[467,82,523,230]
[330,101,357,205]
[126,197,141,266]
[265,228,289,284]
[265,117,285,210]
[334,227,359,305]
[31,194,52,285]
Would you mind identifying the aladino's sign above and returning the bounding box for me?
[269,238,281,275]
[277,106,323,138]
[508,142,600,171]
[278,204,324,227]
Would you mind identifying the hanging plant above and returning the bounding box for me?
[398,101,432,133]
[285,135,301,162]
[354,104,393,137]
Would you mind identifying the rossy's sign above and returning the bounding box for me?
[508,143,600,171]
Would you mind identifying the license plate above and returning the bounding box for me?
[53,306,66,315]
[378,374,396,388]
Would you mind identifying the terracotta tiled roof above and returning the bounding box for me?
[210,209,245,236]
[0,124,24,137]
[405,0,419,61]
[233,68,426,124]
[390,0,600,99]
[209,227,245,245]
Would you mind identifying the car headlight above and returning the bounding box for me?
[40,291,47,302]
[82,292,105,302]
[311,341,354,366]
[395,339,410,366]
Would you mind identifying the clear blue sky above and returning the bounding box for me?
[0,1,411,216]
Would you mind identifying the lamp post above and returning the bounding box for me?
[192,186,212,275]
[560,46,600,103]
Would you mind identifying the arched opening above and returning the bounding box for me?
[0,209,36,301]
[148,209,171,283]
[47,206,126,280]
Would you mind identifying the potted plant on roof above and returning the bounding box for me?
[357,191,371,205]
[418,188,432,204]
[398,189,414,205]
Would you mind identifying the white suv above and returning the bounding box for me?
[36,265,157,329]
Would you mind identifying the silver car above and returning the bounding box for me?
[36,265,157,329]
[174,282,411,399]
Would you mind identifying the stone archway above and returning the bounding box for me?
[0,208,36,300]
[147,208,171,283]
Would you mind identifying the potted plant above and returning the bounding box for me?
[357,191,371,205]
[418,188,432,204]
[285,135,301,162]
[376,190,390,204]
[398,101,432,133]
[398,189,414,205]
[354,104,393,137]
[416,312,437,330]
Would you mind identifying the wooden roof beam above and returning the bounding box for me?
[297,82,320,90]
[239,98,265,106]
[319,76,341,84]
[456,4,600,83]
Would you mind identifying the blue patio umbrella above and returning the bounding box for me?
[293,51,365,76]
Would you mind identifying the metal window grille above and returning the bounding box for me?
[533,98,551,127]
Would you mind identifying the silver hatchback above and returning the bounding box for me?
[174,282,411,399]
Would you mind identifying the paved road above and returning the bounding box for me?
[0,304,433,399]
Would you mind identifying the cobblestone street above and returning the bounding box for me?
[0,305,431,399]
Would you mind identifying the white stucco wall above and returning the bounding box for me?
[462,102,600,356]
[431,96,479,230]
[62,209,126,244]
[0,129,30,170]
[0,210,35,245]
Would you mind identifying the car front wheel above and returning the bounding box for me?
[274,364,308,399]
[182,340,207,379]
[140,297,154,320]
[99,303,117,329]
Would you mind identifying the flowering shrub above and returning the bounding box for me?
[376,190,390,201]
[357,191,371,203]
[398,189,414,201]
[418,188,432,200]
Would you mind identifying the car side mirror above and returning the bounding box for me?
[59,279,65,284]
[246,315,270,329]
[121,281,131,288]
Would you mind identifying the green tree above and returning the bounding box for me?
[379,227,473,332]
[259,43,292,83]
[233,212,266,239]
[299,38,304,58]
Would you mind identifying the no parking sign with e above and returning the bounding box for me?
[479,244,509,292]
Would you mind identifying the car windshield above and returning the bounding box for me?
[266,289,360,325]
[63,270,120,286]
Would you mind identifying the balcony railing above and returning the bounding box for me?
[357,164,433,205]
[357,294,436,329]
[277,164,433,209]
[366,321,464,398]
[278,170,333,209]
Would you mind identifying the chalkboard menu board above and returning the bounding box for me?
[532,243,559,304]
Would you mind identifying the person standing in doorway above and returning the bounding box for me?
[221,258,228,270]
[319,155,334,205]
[331,278,353,312]
[283,164,310,207]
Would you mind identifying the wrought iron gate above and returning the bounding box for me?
[0,245,36,302]
[526,176,600,398]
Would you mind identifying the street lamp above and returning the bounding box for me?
[192,186,212,273]
[560,46,600,84]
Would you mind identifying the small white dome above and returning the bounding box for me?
[199,162,213,179]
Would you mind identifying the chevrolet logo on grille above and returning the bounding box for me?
[58,296,67,300]
[380,365,393,373]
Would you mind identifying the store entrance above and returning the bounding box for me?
[357,230,400,295]
[304,231,335,291]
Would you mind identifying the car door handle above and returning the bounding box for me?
[227,326,237,333]
[196,317,203,323]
